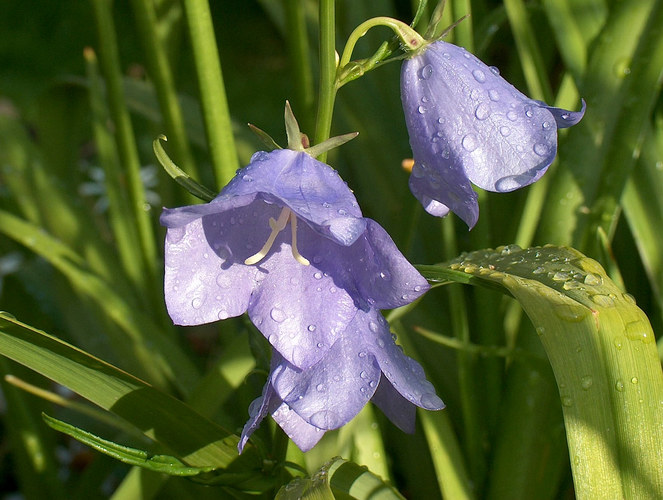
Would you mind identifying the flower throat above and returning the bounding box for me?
[245,207,310,266]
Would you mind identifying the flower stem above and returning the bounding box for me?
[182,0,239,188]
[313,0,337,162]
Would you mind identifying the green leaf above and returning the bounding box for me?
[0,312,245,470]
[277,457,404,500]
[153,135,217,202]
[42,413,217,477]
[418,245,663,499]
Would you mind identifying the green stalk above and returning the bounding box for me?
[182,0,238,187]
[313,0,337,161]
[129,0,200,185]
[442,218,485,486]
[283,0,315,133]
[90,0,159,294]
[85,48,145,297]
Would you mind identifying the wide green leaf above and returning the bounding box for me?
[419,245,663,499]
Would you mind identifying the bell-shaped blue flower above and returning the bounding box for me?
[401,40,585,228]
[160,148,443,451]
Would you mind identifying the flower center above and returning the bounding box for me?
[244,206,310,266]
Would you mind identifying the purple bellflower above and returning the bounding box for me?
[160,146,443,452]
[401,40,585,228]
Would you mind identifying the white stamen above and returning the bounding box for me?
[290,212,310,266]
[244,207,310,266]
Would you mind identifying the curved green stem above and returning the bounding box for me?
[338,16,425,70]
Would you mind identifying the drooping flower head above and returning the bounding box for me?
[160,116,443,452]
[401,40,585,228]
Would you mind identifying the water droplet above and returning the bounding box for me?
[418,105,427,114]
[622,293,636,304]
[631,377,639,384]
[307,324,316,332]
[489,66,500,75]
[489,89,500,101]
[421,393,443,409]
[369,321,379,333]
[316,342,324,348]
[191,297,203,309]
[581,376,593,390]
[561,396,573,407]
[376,337,385,348]
[338,208,347,216]
[625,321,653,343]
[533,266,545,274]
[420,64,433,79]
[499,126,511,137]
[360,371,369,380]
[462,134,478,152]
[542,121,551,130]
[475,103,490,120]
[270,307,287,323]
[437,117,445,124]
[414,285,422,292]
[614,336,624,350]
[242,174,253,182]
[313,272,323,280]
[358,351,367,358]
[216,274,232,288]
[507,110,518,121]
[379,270,391,281]
[536,326,546,335]
[533,143,549,156]
[322,201,331,208]
[525,108,533,118]
[218,310,229,320]
[472,69,486,83]
[552,271,569,281]
[316,383,325,392]
[310,410,340,429]
[615,380,625,392]
[495,175,523,192]
[583,273,603,286]
[441,148,450,159]
[554,304,588,322]
[591,294,615,308]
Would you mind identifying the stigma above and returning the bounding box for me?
[244,206,310,266]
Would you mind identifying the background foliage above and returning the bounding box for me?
[0,0,662,498]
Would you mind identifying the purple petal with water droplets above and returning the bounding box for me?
[401,40,585,227]
[371,375,417,433]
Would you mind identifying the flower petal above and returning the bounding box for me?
[371,375,417,433]
[271,401,326,452]
[163,201,281,325]
[222,149,365,244]
[247,230,357,369]
[271,326,380,430]
[401,40,584,225]
[238,381,274,453]
[364,310,444,411]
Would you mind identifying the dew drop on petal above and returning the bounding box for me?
[270,307,287,323]
[360,371,368,380]
[316,383,326,392]
[420,64,433,79]
[308,324,317,332]
[421,393,443,409]
[369,321,379,333]
[475,103,490,120]
[462,134,478,152]
[533,143,549,156]
[379,270,391,281]
[542,121,551,130]
[472,69,486,83]
[218,310,229,320]
[191,297,203,309]
[489,65,500,75]
[525,108,533,118]
[411,163,426,178]
[418,105,427,114]
[489,89,500,101]
[376,337,385,348]
[313,272,323,280]
[242,174,253,182]
[495,175,522,192]
[507,110,518,121]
